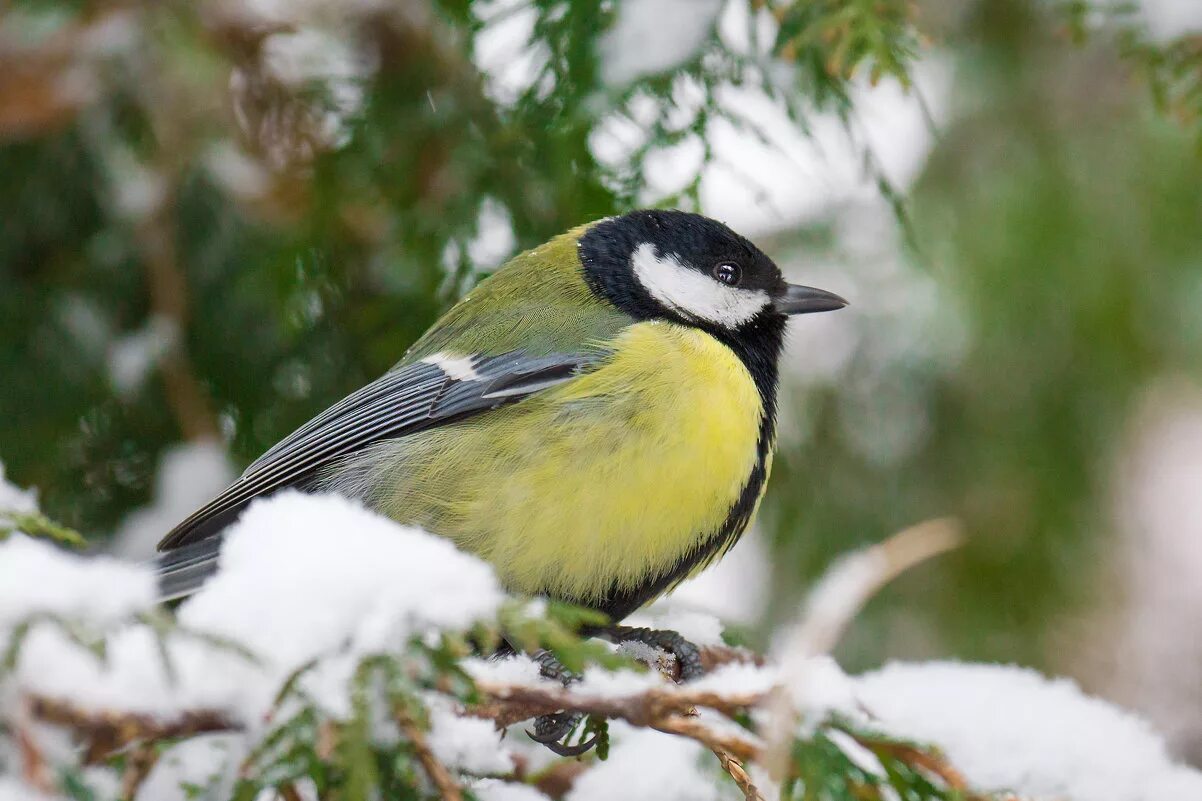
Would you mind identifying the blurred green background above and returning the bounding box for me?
[3,0,1202,762]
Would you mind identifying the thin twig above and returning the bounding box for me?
[764,518,963,776]
[711,746,766,801]
[120,743,160,800]
[16,700,55,795]
[394,703,463,801]
[651,716,761,763]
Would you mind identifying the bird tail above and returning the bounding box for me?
[152,536,223,602]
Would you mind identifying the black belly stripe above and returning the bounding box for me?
[589,313,785,621]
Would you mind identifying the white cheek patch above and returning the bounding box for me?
[630,243,769,328]
[421,353,479,381]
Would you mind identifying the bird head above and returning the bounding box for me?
[577,210,846,336]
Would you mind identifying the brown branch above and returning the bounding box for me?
[16,703,55,795]
[119,743,160,801]
[850,733,976,796]
[27,694,238,763]
[710,747,765,801]
[471,679,765,729]
[651,715,761,763]
[394,703,463,801]
[135,191,221,442]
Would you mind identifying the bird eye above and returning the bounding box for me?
[712,262,741,286]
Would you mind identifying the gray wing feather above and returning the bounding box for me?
[156,351,590,556]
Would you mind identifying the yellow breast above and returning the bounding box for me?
[376,321,765,606]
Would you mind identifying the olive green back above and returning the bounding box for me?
[400,225,630,364]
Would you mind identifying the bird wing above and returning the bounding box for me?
[156,350,594,552]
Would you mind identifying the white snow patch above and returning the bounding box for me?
[203,140,271,199]
[856,661,1202,801]
[567,724,723,801]
[1107,387,1202,756]
[472,0,549,106]
[107,315,178,396]
[573,667,663,699]
[426,694,513,775]
[472,781,551,801]
[463,653,545,687]
[1140,0,1202,42]
[599,0,723,87]
[686,661,778,696]
[0,535,155,630]
[177,491,504,713]
[12,492,505,723]
[468,197,517,270]
[0,777,60,801]
[784,655,858,723]
[134,734,248,801]
[624,608,725,648]
[113,441,235,559]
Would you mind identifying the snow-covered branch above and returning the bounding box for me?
[1,485,1200,801]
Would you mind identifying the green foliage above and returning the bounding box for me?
[0,509,86,548]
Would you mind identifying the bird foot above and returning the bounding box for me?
[526,650,598,756]
[599,625,704,682]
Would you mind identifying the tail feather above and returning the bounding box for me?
[153,536,223,601]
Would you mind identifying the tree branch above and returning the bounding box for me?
[394,702,463,801]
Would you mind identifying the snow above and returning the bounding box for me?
[203,140,272,200]
[467,198,517,271]
[624,606,726,647]
[107,314,178,396]
[472,0,549,106]
[175,491,504,714]
[1139,0,1202,41]
[0,459,37,515]
[5,486,1202,801]
[112,441,234,559]
[7,492,504,724]
[687,661,777,696]
[472,781,551,801]
[0,535,155,630]
[566,724,727,801]
[599,0,723,87]
[0,778,58,801]
[573,667,663,699]
[258,26,369,152]
[1105,387,1202,758]
[856,661,1202,801]
[426,694,513,775]
[134,734,247,801]
[181,491,502,655]
[463,652,545,687]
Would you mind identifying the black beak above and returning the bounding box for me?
[772,283,848,315]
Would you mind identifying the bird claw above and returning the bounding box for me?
[527,710,599,756]
[532,648,577,685]
[527,652,599,756]
[520,629,703,758]
[599,625,705,682]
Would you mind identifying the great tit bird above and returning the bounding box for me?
[156,209,844,749]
